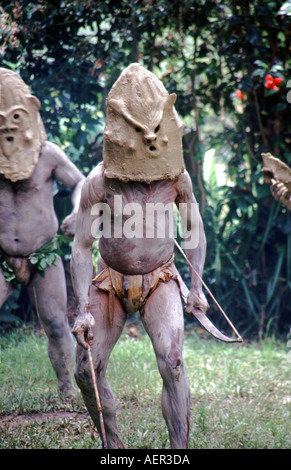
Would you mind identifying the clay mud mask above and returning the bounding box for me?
[0,67,47,182]
[103,63,184,183]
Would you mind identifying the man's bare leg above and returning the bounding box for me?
[74,288,127,449]
[27,257,76,397]
[0,270,14,308]
[141,280,190,449]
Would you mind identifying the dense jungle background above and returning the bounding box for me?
[1,0,291,340]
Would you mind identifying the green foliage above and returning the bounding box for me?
[0,235,65,285]
[0,252,17,284]
[1,0,291,337]
[28,235,65,276]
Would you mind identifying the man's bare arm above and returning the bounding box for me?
[71,166,104,348]
[175,171,208,313]
[45,141,85,236]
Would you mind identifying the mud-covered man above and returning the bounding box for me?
[71,64,208,448]
[0,68,85,397]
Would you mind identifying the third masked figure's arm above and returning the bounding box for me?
[175,170,209,314]
[270,179,291,211]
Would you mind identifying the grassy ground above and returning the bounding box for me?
[0,323,290,449]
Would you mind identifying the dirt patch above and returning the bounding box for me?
[0,410,89,430]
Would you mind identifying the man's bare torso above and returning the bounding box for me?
[0,142,60,256]
[87,163,188,275]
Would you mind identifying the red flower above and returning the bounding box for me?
[235,89,243,99]
[265,74,283,91]
[274,77,283,86]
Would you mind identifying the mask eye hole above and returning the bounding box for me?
[11,110,23,122]
[155,125,160,133]
[135,127,142,133]
[6,136,14,142]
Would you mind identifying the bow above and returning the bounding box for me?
[174,239,243,344]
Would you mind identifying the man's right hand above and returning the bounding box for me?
[72,311,95,349]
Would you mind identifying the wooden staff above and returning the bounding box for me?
[85,291,108,449]
[87,341,108,449]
